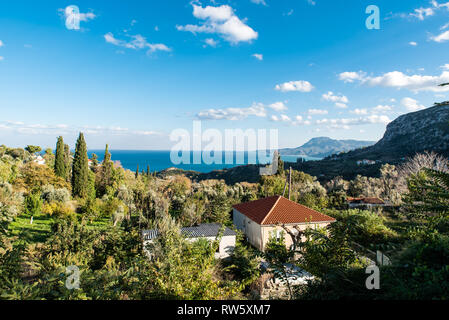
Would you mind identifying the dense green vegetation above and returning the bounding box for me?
[0,136,448,300]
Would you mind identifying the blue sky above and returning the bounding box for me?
[0,0,448,150]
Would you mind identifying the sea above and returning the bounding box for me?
[86,150,322,173]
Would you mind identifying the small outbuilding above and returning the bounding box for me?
[142,223,236,259]
[347,197,386,209]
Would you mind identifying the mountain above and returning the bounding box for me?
[279,137,376,158]
[335,104,449,161]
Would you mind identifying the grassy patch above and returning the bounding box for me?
[9,213,54,243]
[9,213,113,244]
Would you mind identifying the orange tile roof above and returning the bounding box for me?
[233,196,336,225]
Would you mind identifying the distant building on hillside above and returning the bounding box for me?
[142,223,236,260]
[347,197,386,209]
[232,196,336,251]
[356,159,376,166]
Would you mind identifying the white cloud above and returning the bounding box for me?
[409,41,418,46]
[104,33,171,54]
[322,91,349,104]
[268,102,288,112]
[340,70,449,92]
[195,100,293,120]
[411,7,435,20]
[0,56,4,61]
[307,109,328,115]
[204,38,218,47]
[339,71,366,83]
[0,121,162,137]
[366,71,449,92]
[372,105,393,113]
[401,97,426,112]
[315,115,391,129]
[250,0,267,5]
[350,108,369,115]
[431,30,449,42]
[441,63,449,70]
[335,102,348,109]
[252,53,263,61]
[275,80,314,92]
[177,4,258,44]
[104,33,121,46]
[270,114,291,123]
[196,103,267,120]
[408,1,449,20]
[0,40,3,47]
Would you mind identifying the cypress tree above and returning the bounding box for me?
[103,144,113,181]
[54,136,66,179]
[71,132,89,198]
[147,165,150,177]
[64,143,71,180]
[135,164,139,179]
[98,144,114,196]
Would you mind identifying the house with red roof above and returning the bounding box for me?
[232,196,336,251]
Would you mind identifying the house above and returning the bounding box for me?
[32,155,46,165]
[347,197,386,208]
[232,196,336,251]
[142,223,236,259]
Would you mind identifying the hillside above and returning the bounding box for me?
[279,137,375,158]
[333,104,449,161]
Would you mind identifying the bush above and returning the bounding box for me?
[223,234,260,288]
[41,185,71,203]
[24,192,42,217]
[78,198,102,222]
[15,162,70,192]
[0,183,23,232]
[326,209,398,247]
[42,202,76,220]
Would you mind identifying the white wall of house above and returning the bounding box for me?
[233,209,264,250]
[217,235,236,259]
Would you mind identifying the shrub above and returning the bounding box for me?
[15,162,70,192]
[41,185,71,203]
[326,209,398,247]
[24,192,42,217]
[78,198,102,222]
[0,183,23,225]
[42,202,76,220]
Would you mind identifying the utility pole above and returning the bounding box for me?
[289,167,292,200]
